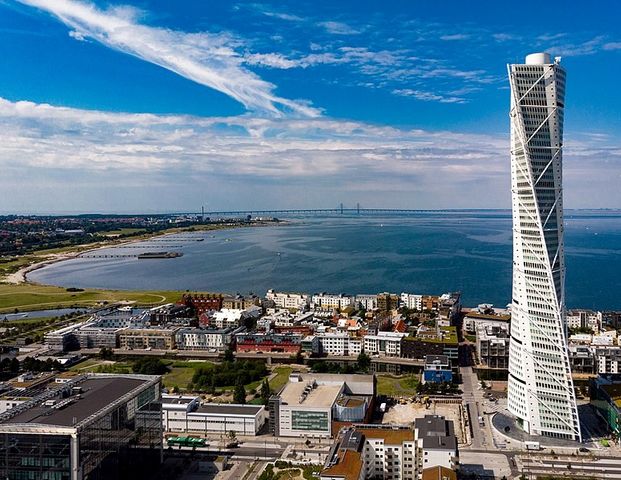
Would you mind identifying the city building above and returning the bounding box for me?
[118,327,178,350]
[355,295,378,311]
[423,355,453,384]
[596,347,621,374]
[463,307,511,335]
[180,293,223,315]
[269,373,374,438]
[402,327,459,364]
[400,293,423,311]
[162,395,267,436]
[414,415,459,473]
[266,290,310,310]
[316,333,361,356]
[568,346,596,375]
[506,52,581,441]
[235,332,303,354]
[476,324,510,369]
[0,373,162,480]
[591,375,621,439]
[438,293,461,322]
[210,306,262,329]
[44,323,81,352]
[320,416,458,480]
[567,309,602,333]
[377,293,400,312]
[312,293,354,312]
[175,326,243,351]
[363,331,406,357]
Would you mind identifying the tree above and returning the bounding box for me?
[132,357,168,376]
[294,350,304,364]
[99,347,114,360]
[223,346,235,363]
[261,378,271,404]
[357,352,371,372]
[234,380,247,404]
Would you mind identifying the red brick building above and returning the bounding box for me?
[180,293,223,315]
[235,333,302,354]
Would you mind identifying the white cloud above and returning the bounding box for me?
[603,42,621,51]
[1,97,619,210]
[440,34,469,41]
[18,0,319,117]
[262,11,305,22]
[244,52,299,69]
[317,21,360,35]
[392,89,466,104]
[492,33,518,42]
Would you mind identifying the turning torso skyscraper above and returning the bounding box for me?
[506,52,581,441]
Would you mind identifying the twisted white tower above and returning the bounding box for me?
[506,52,581,441]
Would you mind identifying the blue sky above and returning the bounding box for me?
[0,0,620,213]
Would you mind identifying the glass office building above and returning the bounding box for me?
[0,374,162,480]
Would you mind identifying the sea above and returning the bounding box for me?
[29,210,621,310]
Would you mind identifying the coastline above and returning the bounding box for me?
[2,220,285,285]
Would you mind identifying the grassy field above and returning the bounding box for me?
[0,283,185,313]
[269,366,293,394]
[376,374,420,397]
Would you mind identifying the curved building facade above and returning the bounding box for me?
[506,52,581,441]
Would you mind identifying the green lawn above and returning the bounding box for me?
[269,366,293,394]
[161,361,215,391]
[0,283,185,313]
[376,374,420,397]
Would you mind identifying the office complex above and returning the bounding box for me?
[269,373,374,438]
[0,373,162,480]
[507,52,581,440]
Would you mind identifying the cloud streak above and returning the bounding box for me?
[18,0,319,117]
[1,97,619,211]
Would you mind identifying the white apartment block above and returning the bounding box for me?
[175,326,241,351]
[355,295,378,311]
[321,416,458,480]
[400,293,423,311]
[312,293,354,311]
[567,309,602,333]
[363,431,417,480]
[317,333,363,356]
[364,332,406,357]
[596,347,621,374]
[211,306,261,329]
[266,289,310,310]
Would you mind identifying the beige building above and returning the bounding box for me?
[119,328,178,350]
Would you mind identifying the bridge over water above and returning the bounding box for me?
[193,207,491,217]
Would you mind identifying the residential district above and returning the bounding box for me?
[0,287,620,479]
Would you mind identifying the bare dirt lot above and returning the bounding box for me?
[381,401,467,444]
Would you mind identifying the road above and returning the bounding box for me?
[460,366,495,449]
[518,454,621,479]
[77,347,424,366]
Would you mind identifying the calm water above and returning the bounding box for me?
[29,211,621,310]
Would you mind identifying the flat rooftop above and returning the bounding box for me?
[3,376,150,428]
[280,381,342,408]
[194,404,263,416]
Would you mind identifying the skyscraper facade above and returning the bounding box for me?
[506,52,581,441]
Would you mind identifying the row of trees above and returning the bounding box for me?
[191,360,268,392]
[309,352,371,374]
